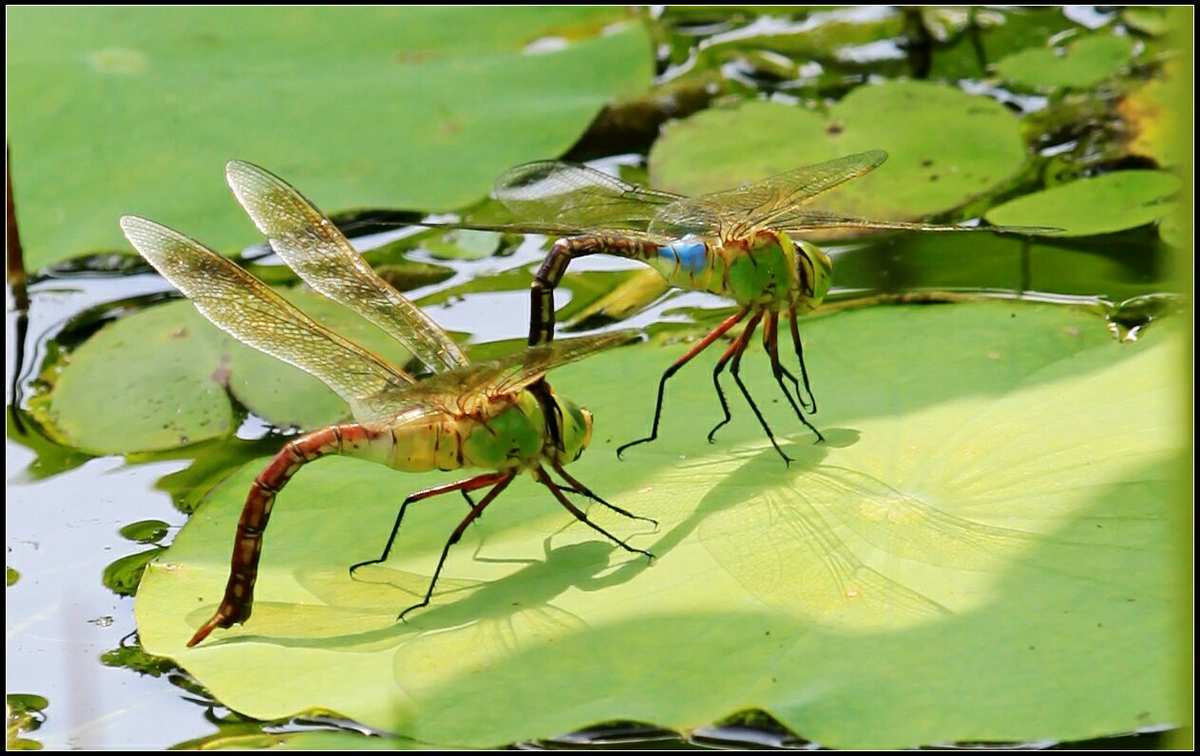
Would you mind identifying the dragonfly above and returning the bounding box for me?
[120,160,652,648]
[425,150,1058,464]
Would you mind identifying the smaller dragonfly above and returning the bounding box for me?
[426,150,1058,463]
[120,161,651,648]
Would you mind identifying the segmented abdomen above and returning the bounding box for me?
[187,423,387,646]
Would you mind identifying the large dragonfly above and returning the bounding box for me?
[427,150,1057,463]
[120,161,650,648]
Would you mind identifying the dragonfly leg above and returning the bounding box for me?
[550,460,657,526]
[536,467,654,559]
[616,307,749,459]
[788,307,818,414]
[728,313,794,466]
[351,471,508,577]
[766,311,814,413]
[398,472,517,622]
[707,310,762,443]
[766,312,824,443]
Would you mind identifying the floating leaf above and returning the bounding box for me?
[993,34,1136,91]
[649,81,1029,225]
[137,301,1183,748]
[38,289,417,454]
[119,520,171,545]
[7,7,653,270]
[985,171,1180,237]
[422,230,503,261]
[1121,8,1169,37]
[103,548,165,597]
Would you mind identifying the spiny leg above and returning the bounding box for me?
[788,307,818,414]
[550,460,657,526]
[536,467,654,559]
[765,312,824,443]
[616,307,748,459]
[350,472,508,577]
[766,311,813,413]
[398,472,517,622]
[708,311,762,443]
[728,313,794,465]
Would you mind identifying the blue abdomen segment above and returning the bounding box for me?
[658,237,708,273]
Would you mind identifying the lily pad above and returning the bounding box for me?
[1121,8,1169,37]
[6,7,652,271]
[993,34,1136,91]
[136,300,1183,748]
[985,171,1180,237]
[422,230,503,262]
[39,289,418,455]
[648,80,1029,225]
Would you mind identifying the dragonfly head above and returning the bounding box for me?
[550,397,594,464]
[793,238,832,310]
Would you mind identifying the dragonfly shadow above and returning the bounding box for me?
[591,430,859,587]
[204,536,623,652]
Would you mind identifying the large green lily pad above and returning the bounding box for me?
[136,300,1184,748]
[985,171,1180,237]
[7,7,652,271]
[993,34,1136,91]
[39,290,418,455]
[648,81,1029,224]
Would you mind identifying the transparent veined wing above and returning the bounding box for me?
[398,331,640,410]
[225,160,469,374]
[648,150,889,240]
[119,216,417,423]
[776,208,1063,236]
[492,161,684,233]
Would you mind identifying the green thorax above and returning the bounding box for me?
[461,390,592,470]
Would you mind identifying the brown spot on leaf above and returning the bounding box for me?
[394,50,434,65]
[825,122,844,136]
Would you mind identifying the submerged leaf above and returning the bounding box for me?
[136,300,1184,748]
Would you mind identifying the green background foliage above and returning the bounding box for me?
[7,7,651,269]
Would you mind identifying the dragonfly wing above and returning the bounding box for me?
[493,161,684,233]
[407,331,640,406]
[778,208,1063,236]
[648,150,889,239]
[120,216,416,423]
[225,161,469,374]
